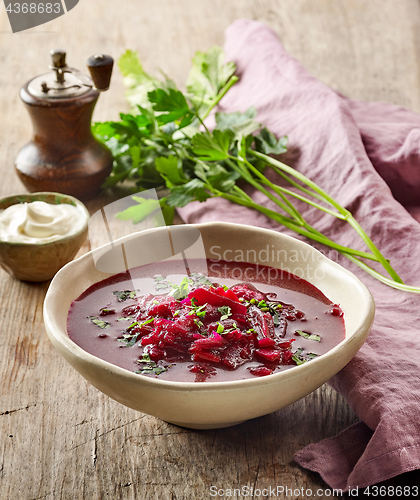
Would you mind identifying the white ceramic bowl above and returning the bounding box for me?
[43,222,374,429]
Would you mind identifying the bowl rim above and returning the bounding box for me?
[0,191,89,247]
[44,221,375,392]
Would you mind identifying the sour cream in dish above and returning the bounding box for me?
[0,201,87,244]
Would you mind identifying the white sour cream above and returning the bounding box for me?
[0,201,87,244]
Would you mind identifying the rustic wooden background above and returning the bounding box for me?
[1,1,420,498]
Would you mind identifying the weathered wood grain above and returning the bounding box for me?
[1,1,420,498]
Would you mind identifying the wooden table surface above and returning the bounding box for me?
[1,1,420,498]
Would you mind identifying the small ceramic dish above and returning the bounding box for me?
[0,192,89,282]
[43,222,375,429]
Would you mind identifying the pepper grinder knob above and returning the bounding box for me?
[87,54,114,91]
[50,49,67,68]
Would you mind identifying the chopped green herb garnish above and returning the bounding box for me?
[169,277,190,299]
[295,330,321,342]
[187,302,207,318]
[189,273,213,288]
[99,307,115,315]
[272,312,280,327]
[216,323,224,334]
[307,353,320,359]
[135,352,169,376]
[137,353,152,363]
[292,347,320,365]
[119,318,154,347]
[218,305,232,321]
[136,365,168,375]
[292,347,306,365]
[154,275,172,291]
[89,316,111,329]
[113,290,138,302]
[117,316,135,322]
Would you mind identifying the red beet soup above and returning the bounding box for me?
[67,260,345,382]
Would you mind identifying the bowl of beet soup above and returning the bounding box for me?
[43,222,374,429]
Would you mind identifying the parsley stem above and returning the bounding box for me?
[249,150,403,284]
[237,153,305,224]
[219,192,381,261]
[226,158,303,224]
[201,76,239,121]
[344,255,420,292]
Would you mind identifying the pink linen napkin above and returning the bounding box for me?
[177,20,420,490]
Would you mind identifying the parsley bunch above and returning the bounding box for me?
[93,47,420,293]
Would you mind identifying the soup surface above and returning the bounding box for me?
[67,260,345,382]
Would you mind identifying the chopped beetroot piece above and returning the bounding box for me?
[221,288,240,302]
[188,363,217,382]
[247,305,270,339]
[147,346,166,361]
[130,323,154,338]
[248,366,273,377]
[174,315,198,331]
[230,314,248,326]
[222,329,244,343]
[147,296,176,318]
[283,350,294,364]
[190,333,226,350]
[221,343,251,369]
[277,340,294,350]
[191,350,221,364]
[330,305,344,317]
[153,318,173,330]
[230,283,266,302]
[188,288,247,315]
[121,304,140,317]
[141,331,161,345]
[263,311,275,338]
[257,337,276,348]
[254,348,282,362]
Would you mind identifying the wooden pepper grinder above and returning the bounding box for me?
[15,49,114,201]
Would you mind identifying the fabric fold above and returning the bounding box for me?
[178,19,420,489]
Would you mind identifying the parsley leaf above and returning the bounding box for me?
[169,277,190,299]
[218,306,232,321]
[191,130,233,161]
[148,88,194,125]
[254,128,288,155]
[113,290,138,302]
[89,317,111,329]
[292,348,306,366]
[165,178,211,207]
[154,274,172,291]
[215,107,261,141]
[189,273,213,288]
[186,46,236,103]
[116,197,161,224]
[135,352,169,375]
[119,318,154,347]
[295,330,321,342]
